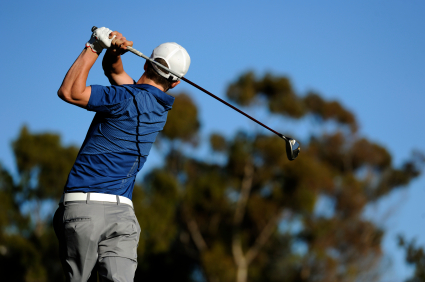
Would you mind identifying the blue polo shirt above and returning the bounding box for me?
[64,84,174,199]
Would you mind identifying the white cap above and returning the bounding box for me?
[150,42,191,81]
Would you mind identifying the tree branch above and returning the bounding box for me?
[183,205,208,252]
[233,162,254,226]
[232,161,254,281]
[245,210,288,265]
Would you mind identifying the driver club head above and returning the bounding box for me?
[285,138,301,161]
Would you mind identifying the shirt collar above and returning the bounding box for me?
[126,84,175,107]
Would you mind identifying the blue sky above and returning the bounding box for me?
[1,1,424,280]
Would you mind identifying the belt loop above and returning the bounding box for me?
[86,193,91,204]
[62,194,67,207]
[116,195,120,205]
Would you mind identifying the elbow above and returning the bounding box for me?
[56,86,90,108]
[57,87,65,100]
[57,87,71,102]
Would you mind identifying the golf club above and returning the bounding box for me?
[91,26,300,160]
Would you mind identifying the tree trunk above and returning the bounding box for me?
[232,163,254,282]
[236,257,248,282]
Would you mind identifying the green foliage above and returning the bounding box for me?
[0,165,30,236]
[0,72,423,282]
[0,234,47,282]
[12,126,78,201]
[226,72,257,106]
[0,127,78,282]
[201,242,236,282]
[161,93,200,144]
[398,236,425,282]
[304,92,357,132]
[210,133,227,152]
[136,72,423,282]
[227,72,358,132]
[137,170,180,253]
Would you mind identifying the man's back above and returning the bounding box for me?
[65,84,175,199]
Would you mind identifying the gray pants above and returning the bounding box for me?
[53,200,141,282]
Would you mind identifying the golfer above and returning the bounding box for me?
[53,27,190,281]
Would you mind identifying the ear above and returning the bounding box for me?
[169,80,181,89]
[144,61,148,71]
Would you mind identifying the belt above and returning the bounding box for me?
[60,192,133,208]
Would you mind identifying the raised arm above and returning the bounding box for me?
[102,31,134,85]
[58,27,115,108]
[57,48,97,108]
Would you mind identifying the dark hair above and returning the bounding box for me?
[145,58,173,91]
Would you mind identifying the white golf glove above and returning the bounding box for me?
[86,27,115,54]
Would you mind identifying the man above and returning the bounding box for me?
[53,27,190,282]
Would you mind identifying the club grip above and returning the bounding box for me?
[91,26,98,32]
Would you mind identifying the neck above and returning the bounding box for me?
[136,74,166,92]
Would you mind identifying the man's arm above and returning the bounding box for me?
[58,27,116,108]
[102,31,134,85]
[57,48,97,108]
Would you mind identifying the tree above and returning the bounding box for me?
[0,126,78,281]
[0,72,422,282]
[132,72,423,282]
[398,235,425,282]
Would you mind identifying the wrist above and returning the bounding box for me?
[85,43,99,54]
[84,46,100,59]
[86,39,104,55]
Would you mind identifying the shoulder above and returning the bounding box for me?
[87,85,139,114]
[89,85,135,105]
[130,84,175,109]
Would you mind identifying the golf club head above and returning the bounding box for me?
[283,137,300,161]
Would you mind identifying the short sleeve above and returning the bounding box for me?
[87,85,133,115]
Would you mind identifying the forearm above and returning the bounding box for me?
[101,31,134,85]
[102,49,125,83]
[58,48,98,106]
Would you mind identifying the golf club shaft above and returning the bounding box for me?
[91,26,286,139]
[180,77,286,139]
[125,46,287,140]
[91,26,299,160]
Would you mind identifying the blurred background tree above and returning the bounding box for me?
[0,126,78,281]
[398,235,425,282]
[0,72,423,282]
[133,72,424,282]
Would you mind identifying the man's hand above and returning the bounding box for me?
[86,27,115,54]
[108,31,134,56]
[102,31,134,85]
